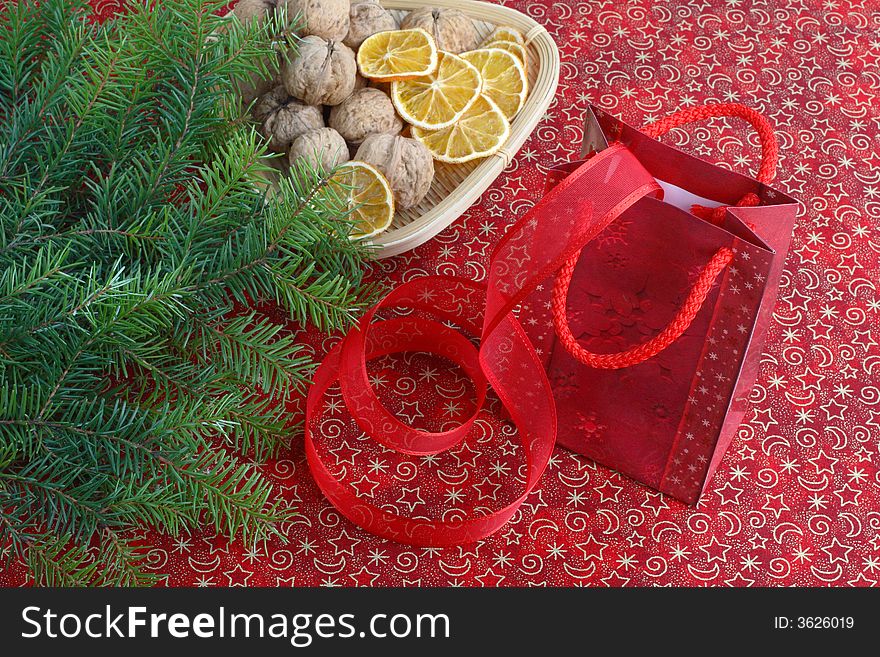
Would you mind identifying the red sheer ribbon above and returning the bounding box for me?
[304,144,662,546]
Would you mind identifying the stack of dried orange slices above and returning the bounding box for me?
[357,27,529,164]
[322,162,396,240]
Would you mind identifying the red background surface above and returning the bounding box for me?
[7,0,880,587]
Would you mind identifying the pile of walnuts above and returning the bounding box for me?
[232,0,480,211]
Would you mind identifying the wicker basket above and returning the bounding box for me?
[368,0,560,258]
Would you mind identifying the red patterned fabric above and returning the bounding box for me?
[8,0,880,587]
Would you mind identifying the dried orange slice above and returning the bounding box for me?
[356,28,438,82]
[482,39,527,68]
[323,162,395,239]
[460,48,528,120]
[411,95,510,163]
[482,26,525,47]
[391,51,482,130]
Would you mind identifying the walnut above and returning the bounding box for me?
[231,0,277,25]
[283,0,349,40]
[344,2,398,49]
[253,86,324,152]
[329,88,402,145]
[399,7,479,54]
[355,134,434,210]
[229,0,283,108]
[368,79,392,96]
[288,127,350,172]
[236,74,273,111]
[280,37,357,106]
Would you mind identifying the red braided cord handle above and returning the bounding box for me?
[551,246,734,369]
[551,103,776,369]
[642,103,778,183]
[644,103,779,223]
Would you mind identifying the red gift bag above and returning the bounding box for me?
[305,103,796,547]
[522,104,797,503]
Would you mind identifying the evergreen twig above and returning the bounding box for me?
[0,0,372,585]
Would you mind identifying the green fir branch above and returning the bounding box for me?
[0,0,371,586]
